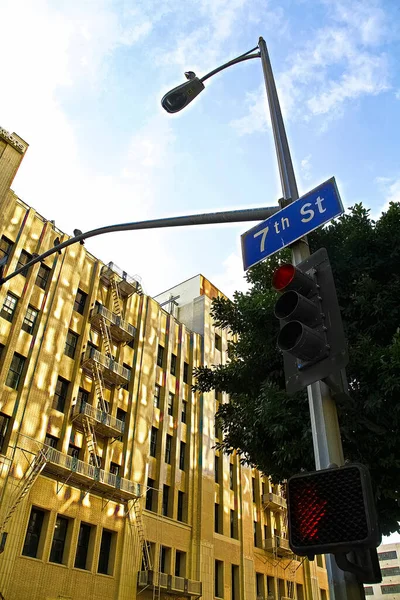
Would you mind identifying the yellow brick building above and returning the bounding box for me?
[0,126,328,600]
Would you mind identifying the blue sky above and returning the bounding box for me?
[1,0,399,303]
[1,0,399,543]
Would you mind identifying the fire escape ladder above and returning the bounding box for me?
[99,316,113,358]
[110,276,122,316]
[132,499,152,571]
[91,363,107,414]
[0,447,49,533]
[82,416,101,469]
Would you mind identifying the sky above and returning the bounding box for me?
[1,0,399,304]
[1,0,399,543]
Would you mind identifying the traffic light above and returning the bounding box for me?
[161,77,205,113]
[272,248,348,393]
[287,464,381,558]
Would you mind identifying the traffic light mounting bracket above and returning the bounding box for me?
[334,548,382,584]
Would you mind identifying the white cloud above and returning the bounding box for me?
[211,251,249,299]
[300,155,312,181]
[0,0,181,294]
[396,90,400,100]
[230,0,391,132]
[373,175,400,217]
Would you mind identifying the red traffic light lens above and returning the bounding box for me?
[272,264,295,291]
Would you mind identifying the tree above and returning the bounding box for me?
[193,202,400,535]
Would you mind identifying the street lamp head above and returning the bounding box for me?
[161,76,205,113]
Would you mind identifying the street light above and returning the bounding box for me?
[161,46,260,113]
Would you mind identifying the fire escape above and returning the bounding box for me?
[0,264,144,550]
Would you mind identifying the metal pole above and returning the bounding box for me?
[0,205,279,285]
[258,36,365,600]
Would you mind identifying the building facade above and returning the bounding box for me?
[364,544,400,600]
[0,126,328,600]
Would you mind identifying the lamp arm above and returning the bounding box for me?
[200,48,260,83]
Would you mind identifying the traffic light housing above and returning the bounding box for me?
[287,464,381,558]
[272,248,348,393]
[161,77,205,113]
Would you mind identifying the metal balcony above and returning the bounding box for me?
[71,400,125,438]
[90,304,136,344]
[81,346,131,386]
[137,571,202,597]
[43,447,140,500]
[100,262,142,298]
[262,492,287,511]
[263,536,292,557]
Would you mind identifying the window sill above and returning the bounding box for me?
[20,554,44,563]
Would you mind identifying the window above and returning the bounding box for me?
[121,363,131,391]
[183,362,189,384]
[150,427,158,457]
[0,413,11,454]
[215,333,222,351]
[175,550,186,577]
[22,305,38,334]
[53,377,69,412]
[1,292,18,322]
[382,566,400,577]
[146,478,155,511]
[157,344,164,367]
[230,464,234,489]
[215,560,223,598]
[109,462,120,476]
[22,507,45,558]
[74,289,87,315]
[179,441,186,470]
[64,330,78,358]
[378,551,397,561]
[116,408,126,429]
[35,263,51,289]
[232,565,239,600]
[256,573,264,597]
[254,521,258,547]
[160,546,170,573]
[177,491,184,522]
[49,516,69,564]
[74,522,92,570]
[17,250,32,276]
[68,444,80,460]
[215,456,220,483]
[215,503,220,534]
[98,529,114,575]
[162,485,169,516]
[45,434,58,449]
[77,387,90,406]
[381,585,400,594]
[89,453,100,467]
[165,435,172,464]
[230,510,237,539]
[181,400,187,424]
[252,477,256,502]
[364,587,374,596]
[0,236,13,262]
[170,353,177,376]
[167,392,174,416]
[154,384,161,408]
[5,353,25,390]
[268,577,276,600]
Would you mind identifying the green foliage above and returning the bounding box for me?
[193,202,400,535]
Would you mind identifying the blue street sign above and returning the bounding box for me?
[241,177,344,270]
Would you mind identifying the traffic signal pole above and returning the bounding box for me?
[258,37,365,600]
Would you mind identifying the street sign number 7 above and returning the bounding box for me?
[254,226,269,253]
